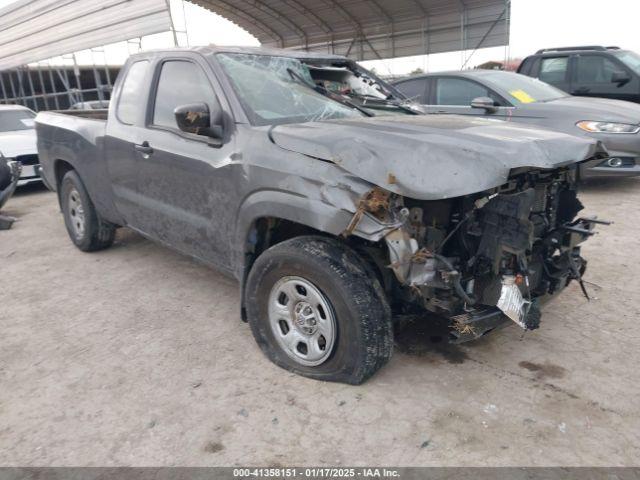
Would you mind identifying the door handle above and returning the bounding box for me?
[134,141,154,156]
[573,87,590,95]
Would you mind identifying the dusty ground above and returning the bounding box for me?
[1,179,639,467]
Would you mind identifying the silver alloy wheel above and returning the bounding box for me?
[268,276,336,367]
[67,188,85,240]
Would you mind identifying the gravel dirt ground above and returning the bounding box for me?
[1,179,639,467]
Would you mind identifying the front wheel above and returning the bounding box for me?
[60,170,116,252]
[245,236,393,384]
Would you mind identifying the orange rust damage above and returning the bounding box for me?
[342,187,391,237]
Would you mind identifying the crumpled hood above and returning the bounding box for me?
[0,129,37,157]
[533,96,640,124]
[271,115,605,200]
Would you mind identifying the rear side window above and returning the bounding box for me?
[434,78,490,106]
[539,57,568,84]
[518,57,539,77]
[575,55,620,84]
[117,60,149,125]
[394,78,427,102]
[152,60,218,129]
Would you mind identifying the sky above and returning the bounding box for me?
[1,0,640,74]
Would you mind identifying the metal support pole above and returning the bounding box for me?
[16,69,26,106]
[461,5,509,70]
[504,0,511,66]
[36,64,50,111]
[47,61,60,110]
[25,66,38,111]
[165,0,179,46]
[56,67,74,107]
[72,53,84,105]
[0,73,8,104]
[89,49,104,104]
[181,0,190,46]
[93,65,104,103]
[8,71,18,104]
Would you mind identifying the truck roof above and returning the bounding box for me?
[129,45,349,63]
[395,69,513,81]
[534,45,621,54]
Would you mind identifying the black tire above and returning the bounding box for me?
[60,170,116,252]
[245,235,393,385]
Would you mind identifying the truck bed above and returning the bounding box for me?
[35,110,118,221]
[51,109,109,121]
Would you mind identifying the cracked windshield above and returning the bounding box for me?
[217,53,364,126]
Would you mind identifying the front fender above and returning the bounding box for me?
[236,189,354,247]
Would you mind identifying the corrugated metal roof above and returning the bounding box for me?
[0,0,172,70]
[192,0,510,60]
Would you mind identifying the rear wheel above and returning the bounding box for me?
[245,236,393,384]
[60,170,116,252]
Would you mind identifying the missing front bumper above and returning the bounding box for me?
[449,308,511,343]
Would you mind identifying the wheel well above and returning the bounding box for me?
[245,217,323,267]
[54,160,74,190]
[240,218,324,321]
[240,217,391,321]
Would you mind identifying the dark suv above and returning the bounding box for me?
[518,46,640,103]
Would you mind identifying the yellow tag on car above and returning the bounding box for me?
[510,89,536,104]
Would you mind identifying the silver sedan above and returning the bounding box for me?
[393,70,640,178]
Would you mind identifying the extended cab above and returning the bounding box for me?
[37,47,606,384]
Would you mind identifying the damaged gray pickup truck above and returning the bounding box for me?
[36,46,607,384]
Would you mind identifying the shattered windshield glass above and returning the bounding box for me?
[217,53,363,126]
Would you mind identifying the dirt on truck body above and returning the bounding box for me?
[36,46,606,384]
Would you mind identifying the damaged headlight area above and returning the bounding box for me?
[348,167,607,343]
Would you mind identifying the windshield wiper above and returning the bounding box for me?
[355,94,422,115]
[286,68,374,117]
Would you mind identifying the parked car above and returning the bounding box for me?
[69,100,110,110]
[36,46,604,384]
[392,70,640,178]
[517,46,640,104]
[0,152,22,229]
[0,105,42,186]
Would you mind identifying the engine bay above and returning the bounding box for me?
[352,166,606,342]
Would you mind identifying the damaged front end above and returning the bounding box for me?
[346,166,606,343]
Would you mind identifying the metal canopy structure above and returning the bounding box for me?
[191,0,510,61]
[0,0,172,71]
[0,0,172,111]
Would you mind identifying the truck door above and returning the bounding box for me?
[104,59,152,222]
[571,53,639,102]
[131,56,237,271]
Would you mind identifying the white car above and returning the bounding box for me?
[0,105,41,186]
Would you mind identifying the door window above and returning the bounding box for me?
[117,60,149,125]
[539,57,568,84]
[394,78,427,102]
[575,55,622,84]
[434,78,491,106]
[152,60,219,129]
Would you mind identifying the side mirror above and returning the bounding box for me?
[174,102,224,140]
[611,71,631,86]
[471,96,498,112]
